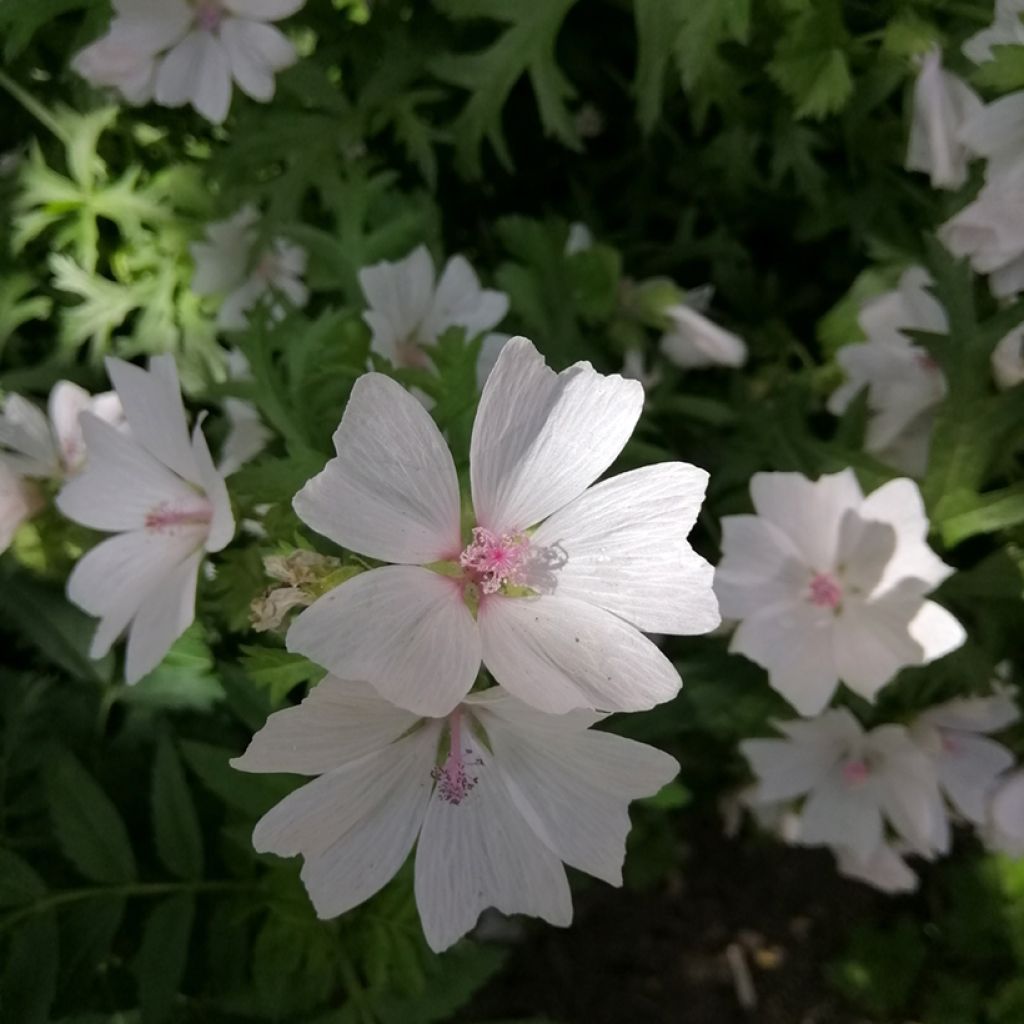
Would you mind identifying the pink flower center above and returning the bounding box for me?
[253,249,279,283]
[941,732,961,755]
[915,350,940,373]
[808,572,843,610]
[145,499,213,534]
[459,527,530,595]
[194,0,224,31]
[841,759,870,787]
[430,710,482,805]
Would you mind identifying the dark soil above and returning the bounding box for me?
[462,815,879,1024]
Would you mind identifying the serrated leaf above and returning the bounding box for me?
[973,44,1024,93]
[239,646,326,706]
[0,847,47,906]
[152,736,204,880]
[45,748,136,884]
[634,0,682,131]
[134,895,194,1024]
[0,911,58,1024]
[673,0,751,90]
[118,626,224,712]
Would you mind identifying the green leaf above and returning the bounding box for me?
[634,0,682,131]
[0,275,51,355]
[239,645,326,706]
[45,748,136,884]
[940,484,1024,547]
[181,739,296,820]
[0,847,47,906]
[0,912,58,1024]
[672,0,751,90]
[0,0,95,60]
[117,626,224,712]
[152,736,204,881]
[768,7,853,120]
[973,44,1024,93]
[134,895,194,1024]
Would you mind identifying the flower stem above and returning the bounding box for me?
[0,69,69,145]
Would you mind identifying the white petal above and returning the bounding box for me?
[937,733,1015,824]
[232,677,422,775]
[253,726,439,920]
[0,394,58,478]
[749,470,862,572]
[359,246,436,360]
[659,304,747,369]
[531,463,719,634]
[219,18,294,101]
[56,414,200,533]
[0,464,37,552]
[421,255,508,341]
[287,566,480,717]
[988,772,1024,854]
[799,770,883,862]
[124,549,202,683]
[190,420,234,552]
[414,733,572,953]
[714,514,806,619]
[221,0,306,20]
[105,356,201,484]
[919,691,1020,734]
[740,736,839,803]
[836,842,918,894]
[480,703,677,884]
[190,207,258,295]
[992,327,1024,389]
[478,593,680,713]
[471,337,644,535]
[909,599,966,664]
[114,0,193,51]
[156,32,232,124]
[293,374,461,563]
[47,381,93,473]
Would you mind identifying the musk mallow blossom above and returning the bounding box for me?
[715,470,965,717]
[741,708,948,864]
[910,690,1019,826]
[963,0,1024,65]
[827,267,948,475]
[905,47,983,190]
[191,206,308,331]
[72,0,303,125]
[359,245,509,374]
[288,336,720,717]
[232,677,678,952]
[57,356,234,684]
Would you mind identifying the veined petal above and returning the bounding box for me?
[421,255,508,341]
[414,733,572,953]
[293,374,461,563]
[715,515,807,619]
[359,246,436,358]
[470,337,644,535]
[190,420,234,552]
[287,566,480,717]
[232,677,422,775]
[0,394,58,478]
[531,463,719,634]
[479,593,680,714]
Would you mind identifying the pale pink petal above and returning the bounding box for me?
[799,770,884,862]
[714,515,806,619]
[0,394,58,478]
[937,733,1014,824]
[908,599,966,664]
[190,420,234,552]
[219,18,294,101]
[221,0,306,20]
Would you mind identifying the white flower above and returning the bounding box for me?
[940,158,1024,299]
[827,267,948,475]
[958,92,1024,175]
[288,336,720,717]
[992,326,1024,389]
[835,840,919,894]
[741,708,948,862]
[72,0,303,125]
[565,222,594,255]
[911,690,1019,825]
[232,677,677,952]
[963,0,1024,65]
[0,462,41,555]
[1,380,124,479]
[191,206,308,330]
[905,47,983,190]
[217,348,271,475]
[659,303,747,370]
[359,245,509,375]
[715,470,965,716]
[986,771,1024,855]
[57,356,235,683]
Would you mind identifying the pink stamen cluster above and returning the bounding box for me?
[145,500,213,534]
[841,758,870,787]
[459,527,530,595]
[808,572,843,610]
[194,0,224,31]
[430,711,482,805]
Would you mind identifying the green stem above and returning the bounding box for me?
[0,69,69,145]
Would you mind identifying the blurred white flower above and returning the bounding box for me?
[992,326,1024,389]
[621,348,662,390]
[911,690,1019,825]
[827,267,948,475]
[288,336,720,717]
[359,245,508,376]
[72,0,303,124]
[217,348,271,475]
[963,0,1024,65]
[565,222,594,255]
[741,708,948,862]
[0,462,41,556]
[835,840,919,894]
[233,678,677,952]
[905,47,982,190]
[57,356,234,683]
[659,303,747,370]
[715,470,965,716]
[985,771,1024,855]
[191,206,308,330]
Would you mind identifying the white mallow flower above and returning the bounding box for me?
[57,356,234,684]
[659,303,747,370]
[905,47,982,190]
[0,462,41,556]
[72,0,303,125]
[963,0,1024,65]
[191,206,308,331]
[835,840,919,894]
[232,678,678,952]
[911,690,1019,825]
[827,267,948,475]
[1,380,124,480]
[715,470,965,717]
[986,771,1024,855]
[288,336,720,717]
[741,709,948,863]
[992,326,1024,389]
[359,245,509,375]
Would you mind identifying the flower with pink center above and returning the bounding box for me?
[715,470,965,716]
[741,708,948,865]
[57,356,234,683]
[232,677,678,952]
[72,0,304,125]
[287,336,720,717]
